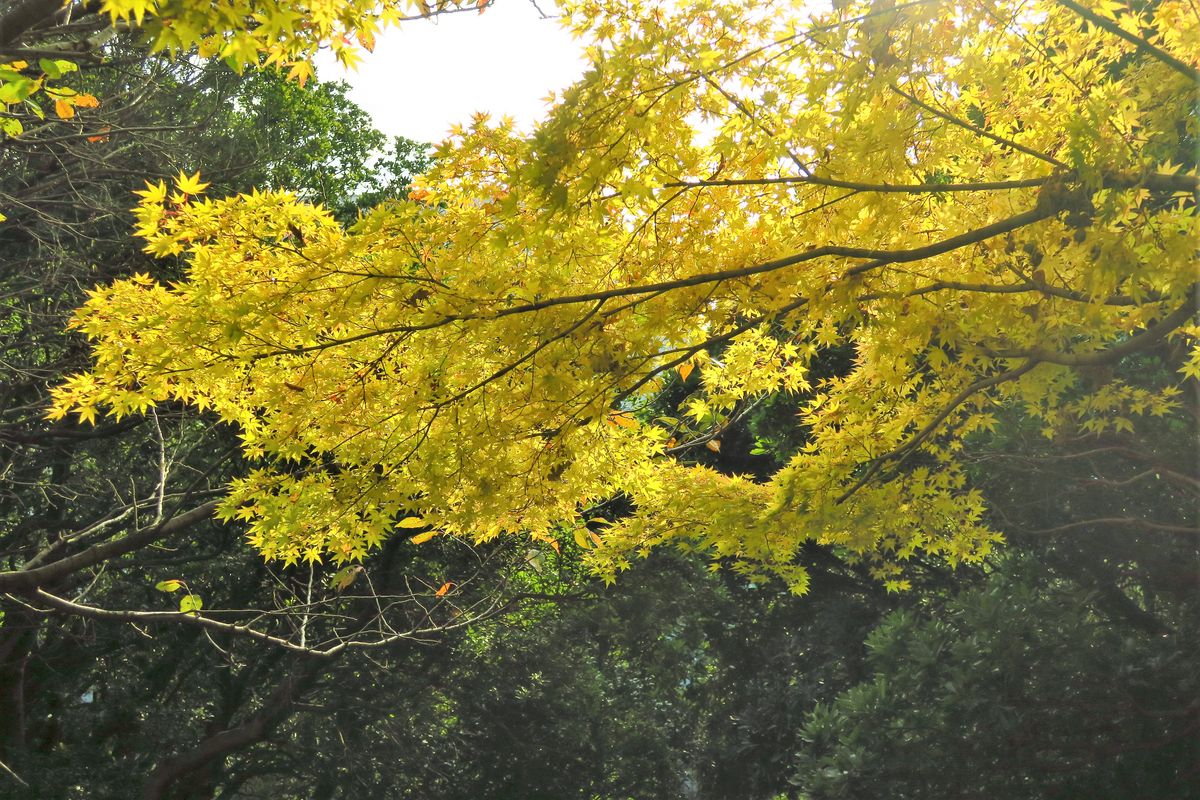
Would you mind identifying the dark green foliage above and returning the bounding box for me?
[288,550,891,800]
[794,561,1200,799]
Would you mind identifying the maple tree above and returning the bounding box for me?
[49,0,1199,591]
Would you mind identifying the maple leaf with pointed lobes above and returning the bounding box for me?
[285,60,313,87]
[174,170,209,196]
[133,180,167,203]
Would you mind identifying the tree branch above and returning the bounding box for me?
[664,170,1198,197]
[1054,0,1200,83]
[25,587,337,656]
[836,360,1040,503]
[263,205,1054,360]
[1024,516,1198,536]
[993,291,1197,366]
[142,667,314,800]
[888,84,1068,167]
[664,175,1049,193]
[0,500,218,592]
[0,0,64,45]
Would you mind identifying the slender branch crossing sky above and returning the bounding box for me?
[314,1,587,144]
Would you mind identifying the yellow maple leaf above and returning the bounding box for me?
[174,170,209,196]
[133,180,168,203]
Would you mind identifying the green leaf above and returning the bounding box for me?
[155,579,184,592]
[572,527,592,550]
[179,594,203,614]
[0,80,31,104]
[327,565,363,592]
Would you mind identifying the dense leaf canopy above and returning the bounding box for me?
[50,0,1199,591]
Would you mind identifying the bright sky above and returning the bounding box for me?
[314,1,588,144]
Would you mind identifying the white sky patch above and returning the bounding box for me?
[314,1,588,144]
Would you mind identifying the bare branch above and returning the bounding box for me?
[0,500,218,593]
[26,588,343,657]
[1023,516,1199,536]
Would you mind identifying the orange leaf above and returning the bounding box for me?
[54,99,74,119]
[705,438,721,452]
[607,412,638,430]
[434,581,454,597]
[74,94,99,109]
[677,361,694,382]
[410,530,436,545]
[549,540,561,553]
